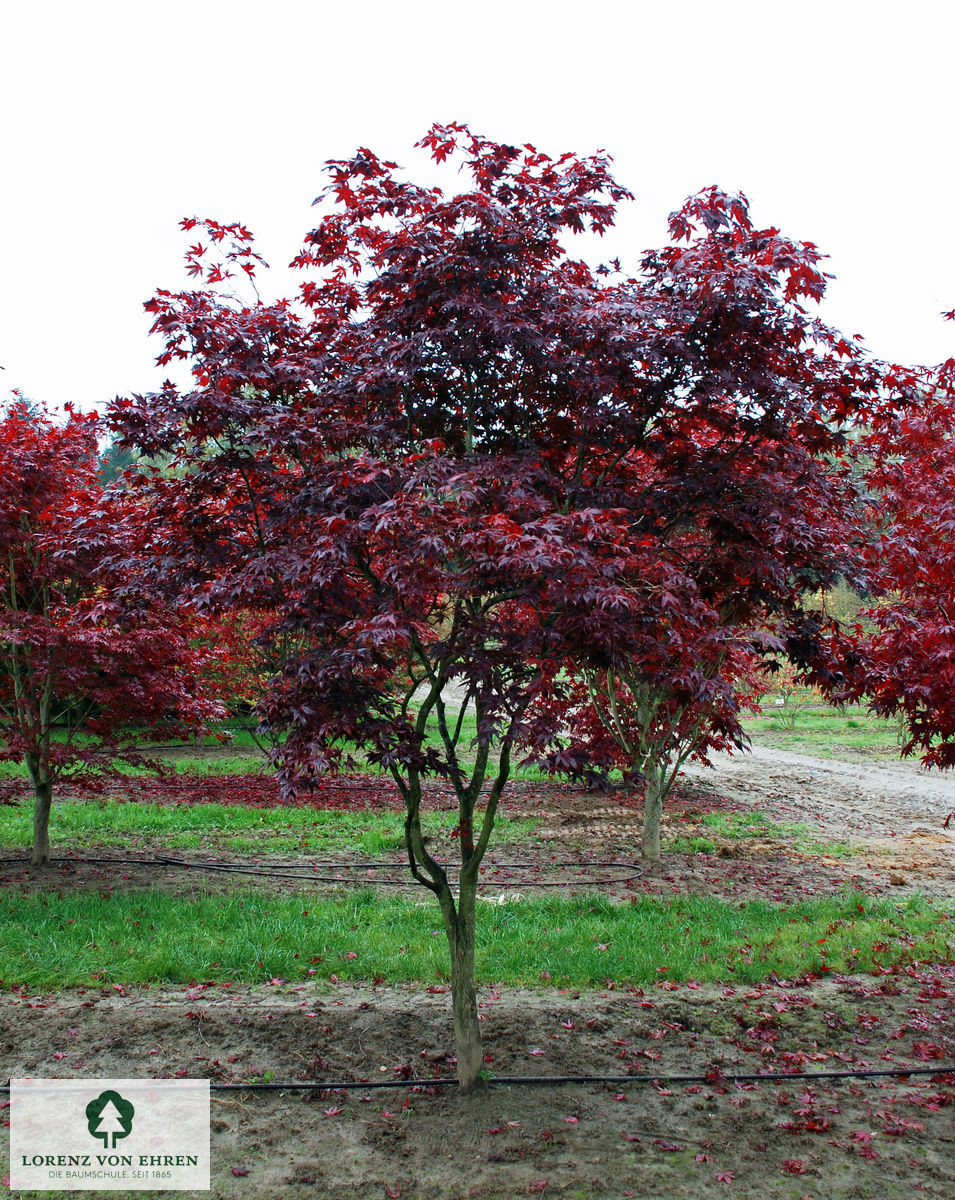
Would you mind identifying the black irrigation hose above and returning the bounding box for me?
[3,1066,955,1095]
[0,854,644,888]
[206,1065,955,1090]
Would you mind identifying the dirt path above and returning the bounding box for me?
[681,745,955,841]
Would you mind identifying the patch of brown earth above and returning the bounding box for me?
[2,978,953,1199]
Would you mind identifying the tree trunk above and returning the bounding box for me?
[31,777,53,867]
[443,888,486,1093]
[641,767,666,862]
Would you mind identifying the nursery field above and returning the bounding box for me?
[1,728,954,1199]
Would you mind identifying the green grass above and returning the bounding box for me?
[0,748,265,782]
[668,809,857,857]
[744,698,904,758]
[0,799,540,856]
[114,754,268,776]
[0,760,30,780]
[144,706,553,779]
[0,888,949,990]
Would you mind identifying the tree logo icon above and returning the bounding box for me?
[86,1090,135,1149]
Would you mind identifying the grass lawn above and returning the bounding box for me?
[743,696,905,758]
[2,886,949,992]
[0,799,539,856]
[1,690,945,999]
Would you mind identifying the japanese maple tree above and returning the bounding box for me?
[546,620,762,862]
[111,125,895,1090]
[850,352,955,766]
[526,188,896,859]
[182,608,304,753]
[0,398,223,865]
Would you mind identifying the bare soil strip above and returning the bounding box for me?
[3,977,954,1199]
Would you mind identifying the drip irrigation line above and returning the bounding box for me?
[207,1065,955,1090]
[205,1065,955,1089]
[0,854,643,888]
[3,1065,954,1095]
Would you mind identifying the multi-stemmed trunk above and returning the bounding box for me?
[584,666,718,864]
[405,789,493,1093]
[391,621,537,1092]
[399,670,515,1093]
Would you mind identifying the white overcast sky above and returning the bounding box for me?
[2,0,953,414]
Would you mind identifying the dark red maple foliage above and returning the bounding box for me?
[0,399,224,864]
[523,185,909,857]
[850,355,955,768]
[186,607,304,752]
[543,632,762,861]
[111,124,900,1089]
